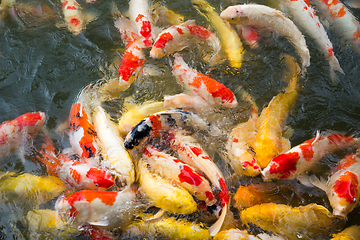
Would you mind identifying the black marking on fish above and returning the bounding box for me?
[124,120,152,150]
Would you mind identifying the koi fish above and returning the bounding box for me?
[124,109,220,150]
[214,228,282,240]
[150,20,220,62]
[164,53,238,110]
[122,213,211,240]
[252,55,300,169]
[0,172,66,206]
[136,158,197,215]
[240,203,337,239]
[312,0,360,53]
[236,24,261,49]
[0,111,46,161]
[68,102,98,160]
[142,146,216,206]
[31,137,114,190]
[117,100,168,136]
[276,0,344,83]
[191,0,243,68]
[310,152,360,218]
[93,106,135,188]
[220,4,310,71]
[128,0,153,47]
[149,3,184,29]
[331,225,360,240]
[55,187,138,230]
[170,130,229,236]
[262,132,360,181]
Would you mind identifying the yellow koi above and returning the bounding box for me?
[214,229,261,240]
[331,225,360,240]
[241,203,338,240]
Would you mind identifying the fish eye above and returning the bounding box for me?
[95,183,99,187]
[231,17,235,20]
[353,198,357,203]
[236,10,239,13]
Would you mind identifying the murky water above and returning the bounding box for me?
[0,0,360,239]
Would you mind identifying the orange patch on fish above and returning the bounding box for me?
[333,171,359,203]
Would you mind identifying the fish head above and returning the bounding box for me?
[149,45,166,59]
[86,168,115,190]
[220,6,247,24]
[15,111,46,135]
[213,87,238,108]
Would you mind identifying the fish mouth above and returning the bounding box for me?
[333,207,347,218]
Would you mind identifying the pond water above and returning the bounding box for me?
[0,0,360,239]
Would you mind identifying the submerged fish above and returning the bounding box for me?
[220,4,310,72]
[331,225,360,240]
[128,0,153,47]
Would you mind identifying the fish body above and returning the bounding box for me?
[262,133,360,180]
[60,0,87,35]
[55,188,138,230]
[0,111,46,160]
[150,20,220,60]
[137,158,197,215]
[277,0,344,82]
[128,0,153,47]
[237,24,261,48]
[310,153,360,218]
[68,102,98,160]
[93,106,135,188]
[312,0,360,53]
[331,225,360,240]
[192,0,243,68]
[213,228,264,240]
[124,109,220,150]
[240,203,337,240]
[220,4,310,71]
[165,53,237,110]
[170,131,229,236]
[142,146,216,206]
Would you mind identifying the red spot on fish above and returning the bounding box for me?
[70,167,82,184]
[335,154,358,172]
[62,0,68,8]
[178,165,203,186]
[205,191,214,201]
[66,5,77,10]
[154,32,173,48]
[143,148,152,157]
[299,140,314,161]
[242,159,260,170]
[187,25,212,39]
[217,177,229,207]
[333,171,359,203]
[269,152,300,179]
[353,29,360,41]
[118,49,145,82]
[233,138,239,143]
[189,146,203,156]
[327,48,334,57]
[322,0,346,18]
[140,21,152,47]
[148,114,163,130]
[69,17,80,27]
[328,134,354,145]
[176,27,184,34]
[14,112,44,130]
[135,14,145,23]
[86,168,114,189]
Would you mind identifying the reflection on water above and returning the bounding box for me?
[0,0,360,239]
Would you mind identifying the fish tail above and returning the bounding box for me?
[328,55,345,85]
[208,203,227,236]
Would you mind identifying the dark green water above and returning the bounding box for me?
[0,0,360,238]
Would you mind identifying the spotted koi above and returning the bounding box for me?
[123,109,220,150]
[142,146,216,206]
[93,106,135,188]
[164,53,237,110]
[150,20,220,61]
[170,130,229,236]
[128,0,153,47]
[262,132,360,181]
[312,0,360,53]
[60,0,84,35]
[236,24,260,48]
[0,111,46,161]
[220,4,310,72]
[310,152,360,218]
[55,187,138,230]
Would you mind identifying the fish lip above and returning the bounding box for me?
[333,207,347,218]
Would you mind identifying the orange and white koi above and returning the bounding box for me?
[220,4,310,71]
[312,0,360,53]
[31,137,114,190]
[170,130,229,236]
[0,111,46,161]
[150,20,220,60]
[124,109,220,150]
[55,187,138,230]
[142,146,216,206]
[164,53,237,110]
[93,106,135,188]
[68,102,98,160]
[137,157,198,215]
[262,132,360,181]
[310,152,360,218]
[277,0,344,82]
[128,0,153,47]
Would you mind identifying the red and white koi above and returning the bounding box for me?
[32,137,114,190]
[164,53,237,110]
[142,146,216,206]
[128,0,153,47]
[220,4,310,71]
[277,0,344,82]
[262,132,360,181]
[310,152,360,218]
[55,187,138,230]
[0,111,46,161]
[312,0,360,53]
[236,24,261,49]
[93,106,135,188]
[170,130,229,236]
[149,20,220,60]
[60,0,84,35]
[124,109,220,150]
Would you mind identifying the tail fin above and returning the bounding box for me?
[208,203,227,236]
